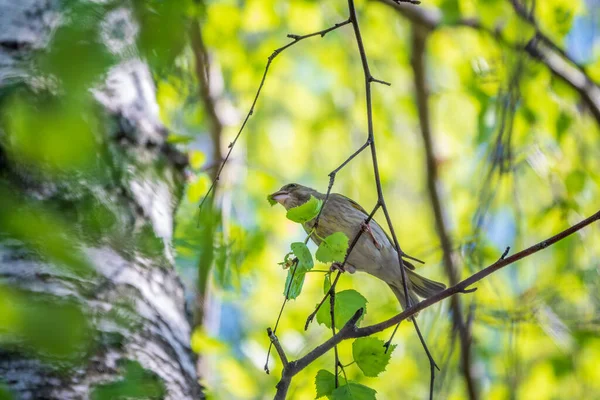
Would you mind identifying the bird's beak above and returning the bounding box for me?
[269,190,290,205]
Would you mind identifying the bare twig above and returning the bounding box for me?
[411,22,479,400]
[267,328,289,368]
[271,209,600,397]
[265,260,299,374]
[197,19,351,217]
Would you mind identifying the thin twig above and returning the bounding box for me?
[330,289,340,388]
[413,320,437,400]
[197,19,351,219]
[265,260,298,373]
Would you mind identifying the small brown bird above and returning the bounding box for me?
[270,183,445,309]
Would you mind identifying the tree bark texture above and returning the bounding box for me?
[0,1,202,398]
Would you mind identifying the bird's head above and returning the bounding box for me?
[269,183,319,210]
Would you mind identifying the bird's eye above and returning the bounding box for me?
[288,184,297,189]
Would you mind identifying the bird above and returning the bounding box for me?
[269,183,446,310]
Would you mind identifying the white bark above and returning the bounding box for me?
[0,1,202,398]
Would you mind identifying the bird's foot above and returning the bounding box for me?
[361,221,382,250]
[330,262,345,273]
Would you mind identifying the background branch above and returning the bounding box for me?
[378,0,600,125]
[411,23,479,400]
[189,15,223,333]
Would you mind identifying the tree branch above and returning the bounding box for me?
[190,19,223,171]
[411,22,479,400]
[267,328,289,368]
[377,0,600,125]
[278,209,600,382]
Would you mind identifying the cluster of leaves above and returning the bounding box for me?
[267,195,397,398]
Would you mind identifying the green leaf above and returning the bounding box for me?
[316,232,349,263]
[330,382,377,400]
[291,242,314,271]
[316,289,367,329]
[556,112,572,141]
[286,195,322,223]
[167,134,194,144]
[314,369,336,399]
[323,274,332,295]
[352,337,396,377]
[0,384,13,400]
[284,266,306,300]
[566,170,586,195]
[267,194,277,206]
[440,0,461,24]
[91,360,166,400]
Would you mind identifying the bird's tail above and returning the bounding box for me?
[389,270,446,311]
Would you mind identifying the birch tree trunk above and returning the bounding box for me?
[0,1,203,398]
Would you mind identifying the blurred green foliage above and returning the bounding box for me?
[91,360,166,400]
[168,0,600,398]
[0,0,598,398]
[0,284,92,362]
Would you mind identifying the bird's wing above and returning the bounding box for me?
[333,193,370,216]
[333,193,417,270]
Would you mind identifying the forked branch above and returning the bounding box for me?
[272,209,600,398]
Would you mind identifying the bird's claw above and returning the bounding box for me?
[361,221,382,250]
[330,262,345,273]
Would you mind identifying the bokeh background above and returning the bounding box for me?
[1,0,600,399]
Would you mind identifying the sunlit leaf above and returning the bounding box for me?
[167,134,194,144]
[314,369,335,399]
[323,274,332,295]
[267,195,278,206]
[316,289,367,329]
[286,195,322,223]
[190,151,206,170]
[0,285,91,362]
[91,360,166,400]
[284,266,306,300]
[133,0,190,69]
[440,0,461,23]
[331,382,377,400]
[566,170,586,195]
[2,92,99,174]
[187,175,210,203]
[352,337,396,377]
[191,327,227,354]
[291,242,314,271]
[316,232,349,263]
